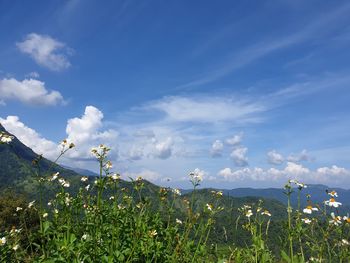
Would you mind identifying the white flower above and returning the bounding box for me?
[149,230,157,237]
[0,237,6,246]
[58,178,65,184]
[261,210,271,217]
[342,239,350,246]
[302,218,312,224]
[245,209,253,218]
[16,207,23,212]
[63,181,70,188]
[65,197,71,206]
[105,161,113,169]
[13,244,19,251]
[206,203,213,211]
[111,173,120,181]
[85,184,90,191]
[28,200,35,208]
[47,202,52,206]
[176,218,183,224]
[51,172,59,181]
[43,213,48,218]
[0,132,14,144]
[172,188,181,196]
[82,234,88,240]
[189,168,203,184]
[109,196,115,200]
[327,190,338,197]
[303,205,319,214]
[54,209,59,214]
[325,198,342,208]
[81,176,88,182]
[329,212,342,226]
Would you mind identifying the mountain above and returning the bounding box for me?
[223,185,350,209]
[0,124,85,197]
[61,165,99,176]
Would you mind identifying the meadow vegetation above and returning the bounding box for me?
[0,131,349,262]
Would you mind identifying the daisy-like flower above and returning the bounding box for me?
[105,160,113,169]
[327,190,338,197]
[51,172,59,181]
[43,213,48,218]
[329,212,342,226]
[136,176,143,181]
[16,207,23,212]
[176,218,183,224]
[63,181,70,188]
[109,196,115,200]
[0,237,6,246]
[82,234,88,240]
[149,230,157,237]
[13,244,19,251]
[81,176,88,182]
[0,132,14,144]
[245,209,253,218]
[303,205,319,214]
[110,173,120,181]
[172,188,181,196]
[325,198,342,208]
[302,218,312,224]
[189,168,203,185]
[296,182,307,189]
[342,239,350,246]
[261,210,272,217]
[28,200,35,208]
[206,203,213,211]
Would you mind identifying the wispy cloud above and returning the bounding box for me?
[178,3,350,89]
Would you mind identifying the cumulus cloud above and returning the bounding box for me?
[218,167,283,181]
[230,146,248,166]
[0,116,59,159]
[65,106,118,159]
[0,78,64,106]
[16,33,72,71]
[152,137,173,159]
[145,96,265,123]
[0,105,118,164]
[267,150,284,165]
[210,140,224,157]
[226,133,243,146]
[217,162,350,186]
[128,145,144,160]
[287,149,313,162]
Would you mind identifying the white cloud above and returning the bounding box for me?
[16,33,72,71]
[226,132,243,146]
[1,105,118,165]
[217,162,350,187]
[230,146,248,166]
[152,137,173,159]
[0,116,59,159]
[0,78,64,106]
[65,106,118,159]
[128,145,144,160]
[287,149,312,162]
[146,96,265,123]
[210,139,224,157]
[267,150,284,165]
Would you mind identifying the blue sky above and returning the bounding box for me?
[1,0,350,189]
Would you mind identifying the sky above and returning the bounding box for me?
[1,0,350,189]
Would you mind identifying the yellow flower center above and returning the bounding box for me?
[330,198,335,202]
